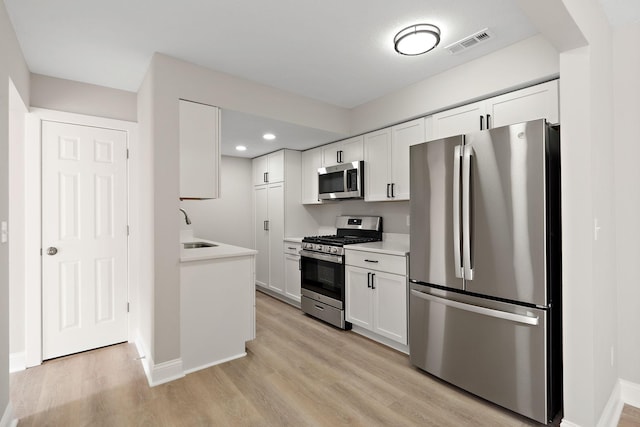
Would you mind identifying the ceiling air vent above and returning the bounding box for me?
[445,28,494,55]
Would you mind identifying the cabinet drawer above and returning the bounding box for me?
[284,242,301,255]
[345,250,406,275]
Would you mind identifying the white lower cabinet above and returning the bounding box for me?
[284,242,301,302]
[345,250,408,346]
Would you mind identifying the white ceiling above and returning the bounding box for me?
[4,0,639,158]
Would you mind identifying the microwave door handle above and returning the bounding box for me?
[345,170,350,192]
[453,145,463,279]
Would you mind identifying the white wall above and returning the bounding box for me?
[350,35,560,134]
[8,81,27,371]
[0,0,30,422]
[180,156,254,249]
[304,200,410,235]
[138,53,354,366]
[559,1,618,425]
[30,73,136,122]
[613,21,640,385]
[136,60,155,366]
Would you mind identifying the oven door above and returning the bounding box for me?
[300,250,345,307]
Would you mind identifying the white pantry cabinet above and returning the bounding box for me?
[432,80,559,139]
[301,147,323,205]
[179,99,220,199]
[253,150,285,186]
[284,242,302,303]
[345,249,408,345]
[364,118,425,201]
[321,135,363,166]
[255,183,285,292]
[253,150,316,301]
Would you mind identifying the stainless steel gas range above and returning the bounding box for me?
[300,216,382,329]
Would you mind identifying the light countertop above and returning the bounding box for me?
[347,233,410,256]
[283,237,303,244]
[180,231,256,262]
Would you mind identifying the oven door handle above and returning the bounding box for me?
[299,250,343,264]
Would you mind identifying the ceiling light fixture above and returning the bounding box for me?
[235,145,247,151]
[263,133,276,141]
[394,24,441,56]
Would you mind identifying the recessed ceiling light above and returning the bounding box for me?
[263,133,276,141]
[394,24,441,56]
[235,145,247,151]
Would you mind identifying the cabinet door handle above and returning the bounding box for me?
[486,114,491,129]
[364,259,379,263]
[367,272,372,288]
[391,183,395,198]
[371,273,376,290]
[480,115,484,130]
[264,220,269,231]
[288,246,297,250]
[337,151,340,164]
[386,183,391,198]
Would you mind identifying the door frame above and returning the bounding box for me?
[25,109,138,366]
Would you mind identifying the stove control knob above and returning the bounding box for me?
[331,247,338,254]
[317,245,323,252]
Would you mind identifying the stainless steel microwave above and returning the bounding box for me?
[318,161,364,200]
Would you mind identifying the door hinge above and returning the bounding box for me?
[126,149,130,159]
[127,225,130,236]
[127,302,130,313]
[40,248,42,256]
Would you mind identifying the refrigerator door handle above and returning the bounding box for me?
[462,145,474,280]
[453,145,464,279]
[410,289,539,326]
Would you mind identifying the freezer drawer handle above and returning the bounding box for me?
[410,290,539,326]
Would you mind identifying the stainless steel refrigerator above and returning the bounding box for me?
[409,119,561,424]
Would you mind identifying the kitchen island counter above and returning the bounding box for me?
[180,236,256,262]
[180,233,256,374]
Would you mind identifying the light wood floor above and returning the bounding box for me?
[9,291,638,426]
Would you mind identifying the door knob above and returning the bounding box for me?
[46,247,58,256]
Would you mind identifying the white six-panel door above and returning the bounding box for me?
[42,120,128,360]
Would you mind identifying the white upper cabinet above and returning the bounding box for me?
[432,100,486,140]
[487,80,559,128]
[321,135,363,166]
[364,118,425,202]
[364,129,392,202]
[301,147,323,204]
[390,118,426,200]
[253,150,285,186]
[179,100,220,199]
[432,80,559,139]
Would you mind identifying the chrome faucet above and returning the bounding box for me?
[179,208,192,225]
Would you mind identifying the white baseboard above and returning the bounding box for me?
[620,379,640,409]
[560,420,581,427]
[134,335,184,387]
[9,352,26,373]
[350,325,409,354]
[183,352,247,376]
[0,402,18,427]
[150,358,184,386]
[597,380,623,427]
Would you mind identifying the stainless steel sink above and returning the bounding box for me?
[183,242,218,249]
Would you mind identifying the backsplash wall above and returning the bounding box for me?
[303,199,410,235]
